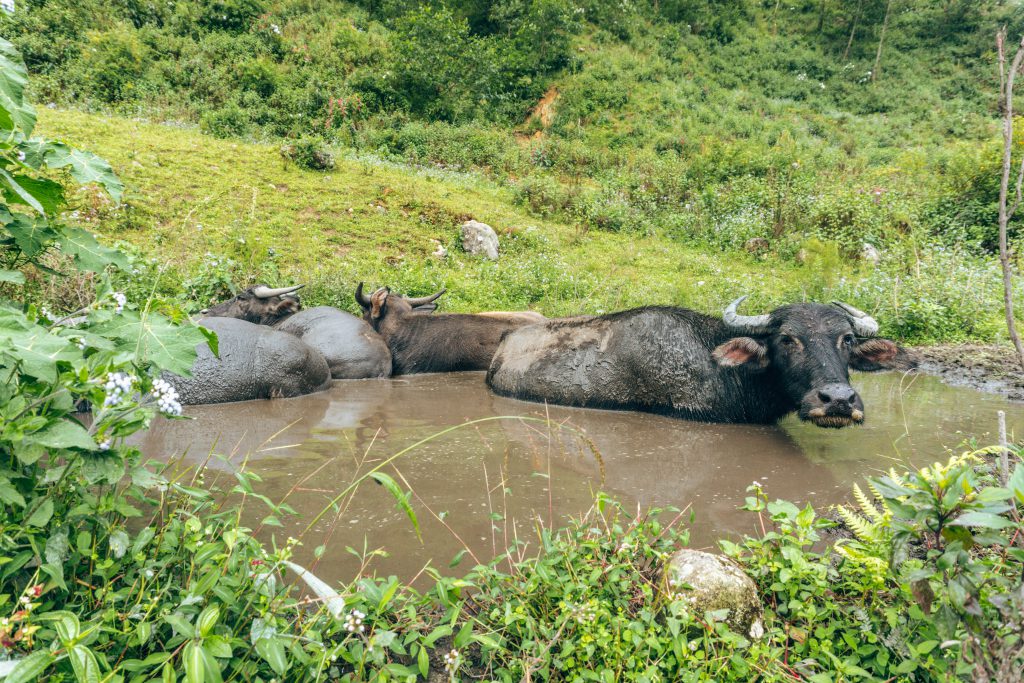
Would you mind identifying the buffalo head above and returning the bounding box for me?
[355,283,445,330]
[712,296,913,428]
[202,284,304,326]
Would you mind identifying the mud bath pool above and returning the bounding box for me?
[137,371,1024,583]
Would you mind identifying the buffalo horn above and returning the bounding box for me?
[722,295,772,333]
[253,284,305,299]
[404,289,446,307]
[831,301,879,337]
[355,282,372,308]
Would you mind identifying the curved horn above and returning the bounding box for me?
[253,284,305,299]
[722,295,772,332]
[355,282,372,309]
[831,301,879,337]
[404,288,446,307]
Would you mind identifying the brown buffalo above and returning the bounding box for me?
[355,283,545,375]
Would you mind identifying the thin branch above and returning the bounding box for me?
[996,27,1024,372]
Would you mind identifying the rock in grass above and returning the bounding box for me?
[666,549,764,638]
[460,220,499,260]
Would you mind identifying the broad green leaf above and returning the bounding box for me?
[370,471,421,541]
[92,309,205,376]
[0,480,24,507]
[44,610,80,643]
[33,419,95,450]
[0,167,44,214]
[56,225,129,272]
[0,38,36,135]
[25,499,54,527]
[42,142,123,202]
[162,613,195,638]
[200,647,223,683]
[183,642,204,683]
[204,635,232,659]
[3,651,54,683]
[1,211,57,259]
[0,269,24,284]
[951,511,1015,530]
[0,315,78,382]
[0,175,64,214]
[254,637,288,676]
[68,646,101,683]
[1010,463,1024,503]
[196,605,219,637]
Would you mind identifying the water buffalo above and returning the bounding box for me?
[202,284,304,325]
[166,317,332,405]
[487,297,915,427]
[355,283,546,375]
[202,284,392,379]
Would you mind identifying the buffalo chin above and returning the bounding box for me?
[808,415,858,428]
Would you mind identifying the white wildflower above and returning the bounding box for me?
[344,609,366,633]
[112,291,127,314]
[103,372,134,408]
[443,648,461,673]
[151,377,182,416]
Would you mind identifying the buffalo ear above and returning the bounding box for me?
[272,297,300,317]
[713,337,769,370]
[369,288,389,321]
[850,338,917,371]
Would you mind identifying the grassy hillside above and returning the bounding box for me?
[40,108,1010,343]
[9,1,1024,342]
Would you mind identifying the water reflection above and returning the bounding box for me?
[138,371,1023,583]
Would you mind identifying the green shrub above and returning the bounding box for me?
[281,137,336,170]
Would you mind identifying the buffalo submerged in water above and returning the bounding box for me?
[202,284,393,379]
[487,297,915,427]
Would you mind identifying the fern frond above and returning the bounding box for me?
[852,483,884,522]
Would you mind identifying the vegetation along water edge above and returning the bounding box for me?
[3,1,1024,681]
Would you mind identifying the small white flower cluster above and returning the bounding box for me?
[0,0,14,15]
[39,306,55,322]
[151,378,182,416]
[442,648,461,673]
[270,22,281,34]
[97,438,111,451]
[103,372,135,408]
[344,609,366,633]
[112,291,127,314]
[569,602,597,624]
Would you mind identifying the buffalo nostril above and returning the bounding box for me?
[817,390,832,404]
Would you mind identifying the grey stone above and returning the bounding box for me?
[666,549,764,638]
[460,220,499,260]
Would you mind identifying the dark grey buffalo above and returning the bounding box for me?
[276,306,391,379]
[355,283,545,375]
[202,284,392,379]
[202,284,303,325]
[167,317,332,405]
[487,297,914,427]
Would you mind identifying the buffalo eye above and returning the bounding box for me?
[780,334,800,348]
[841,333,855,348]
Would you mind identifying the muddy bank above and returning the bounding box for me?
[913,344,1024,401]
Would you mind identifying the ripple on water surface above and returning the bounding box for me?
[137,371,1024,583]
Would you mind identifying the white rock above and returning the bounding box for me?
[667,549,764,638]
[460,220,499,260]
[861,243,881,265]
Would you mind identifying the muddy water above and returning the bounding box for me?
[137,372,1024,583]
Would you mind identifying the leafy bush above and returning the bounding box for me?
[281,137,336,170]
